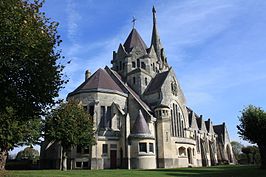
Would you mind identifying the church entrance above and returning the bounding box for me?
[110,150,117,169]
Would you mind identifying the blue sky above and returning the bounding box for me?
[13,0,266,154]
[44,0,266,143]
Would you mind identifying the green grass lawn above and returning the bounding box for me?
[2,165,266,177]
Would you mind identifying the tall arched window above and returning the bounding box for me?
[170,103,185,137]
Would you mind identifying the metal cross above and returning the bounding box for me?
[132,16,136,29]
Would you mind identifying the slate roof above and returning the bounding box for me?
[144,70,170,94]
[205,120,210,132]
[213,124,225,135]
[132,110,151,135]
[196,116,207,131]
[68,68,124,96]
[105,66,152,113]
[213,123,225,143]
[123,28,147,53]
[196,117,202,129]
[187,107,193,127]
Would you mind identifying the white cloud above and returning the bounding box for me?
[66,0,81,42]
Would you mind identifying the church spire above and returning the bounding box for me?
[151,6,161,57]
[151,6,167,69]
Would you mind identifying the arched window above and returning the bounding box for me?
[179,147,186,156]
[171,103,185,137]
[145,77,148,85]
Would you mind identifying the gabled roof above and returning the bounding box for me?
[144,69,170,95]
[123,28,147,53]
[196,116,207,132]
[205,120,211,132]
[205,119,215,134]
[132,110,151,135]
[187,107,198,129]
[213,124,225,135]
[105,66,152,114]
[213,123,226,143]
[68,68,124,96]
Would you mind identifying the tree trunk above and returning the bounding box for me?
[0,149,8,170]
[258,143,266,169]
[61,147,67,171]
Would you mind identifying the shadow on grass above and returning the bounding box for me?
[143,165,266,177]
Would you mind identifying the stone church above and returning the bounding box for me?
[40,7,235,169]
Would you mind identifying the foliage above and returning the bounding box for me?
[16,146,39,161]
[44,100,95,170]
[0,0,66,118]
[0,107,41,170]
[241,146,260,165]
[7,166,266,177]
[242,146,252,164]
[237,105,266,168]
[0,0,66,170]
[231,141,243,160]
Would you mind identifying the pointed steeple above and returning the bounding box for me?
[151,6,168,69]
[151,6,162,62]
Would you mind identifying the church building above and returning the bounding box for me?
[40,7,235,169]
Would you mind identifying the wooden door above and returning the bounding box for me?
[110,150,117,169]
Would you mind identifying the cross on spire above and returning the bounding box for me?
[132,16,136,29]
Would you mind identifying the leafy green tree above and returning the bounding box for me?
[0,0,66,170]
[16,146,39,161]
[242,146,252,164]
[231,141,243,160]
[44,100,95,171]
[237,105,266,169]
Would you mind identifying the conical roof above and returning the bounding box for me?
[69,68,124,96]
[131,110,153,138]
[123,28,147,53]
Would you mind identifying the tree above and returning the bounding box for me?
[0,0,66,170]
[0,107,41,170]
[237,105,266,169]
[231,141,243,160]
[44,100,95,171]
[16,146,39,161]
[242,146,252,164]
